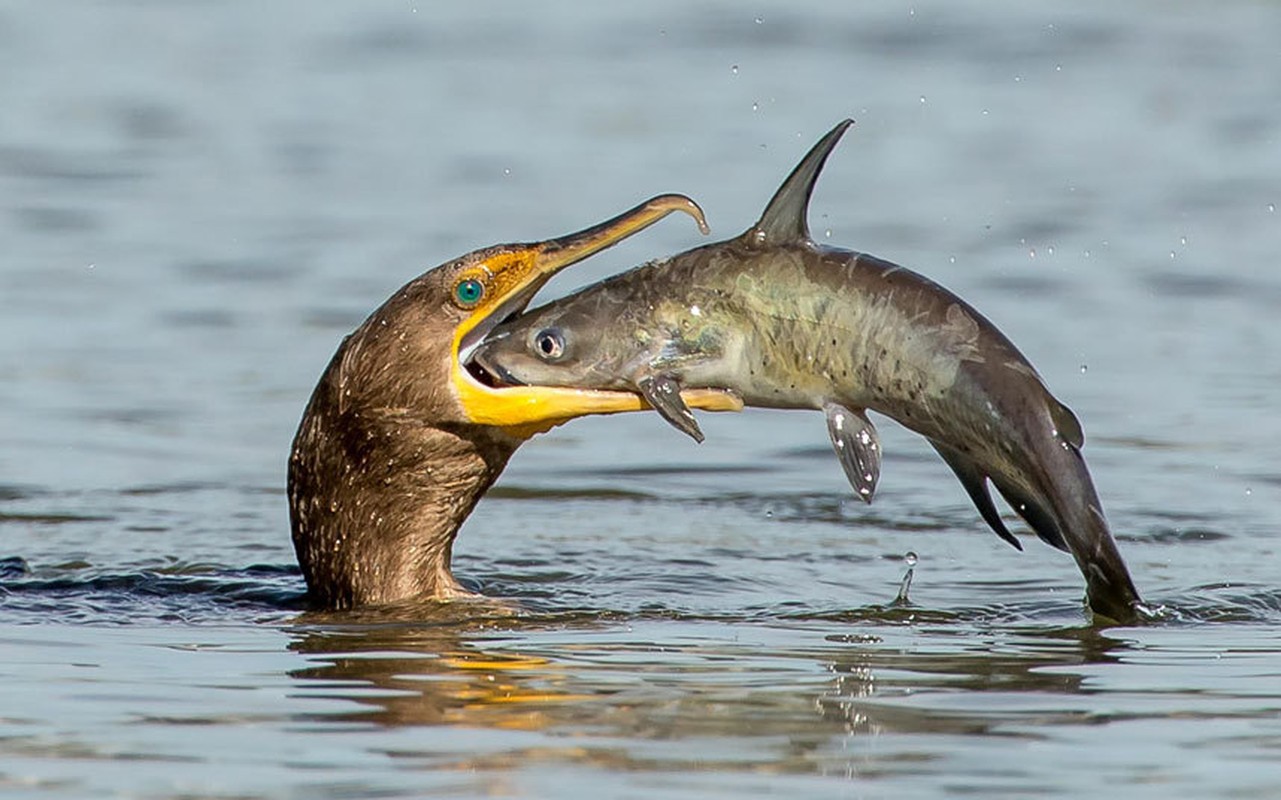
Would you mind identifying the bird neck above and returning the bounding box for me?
[288,393,518,609]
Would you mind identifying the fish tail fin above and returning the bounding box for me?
[1001,443,1143,623]
[748,119,853,246]
[935,436,1141,622]
[1076,501,1145,624]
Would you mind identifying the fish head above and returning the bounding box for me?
[469,294,666,393]
[471,287,735,443]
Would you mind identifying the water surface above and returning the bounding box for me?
[2,1,1280,797]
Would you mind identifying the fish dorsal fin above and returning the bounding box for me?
[747,119,853,247]
[1050,398,1084,449]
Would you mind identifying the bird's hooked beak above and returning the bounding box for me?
[452,194,742,438]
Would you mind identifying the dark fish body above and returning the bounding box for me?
[473,121,1143,622]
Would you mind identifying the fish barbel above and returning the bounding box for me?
[471,120,1144,623]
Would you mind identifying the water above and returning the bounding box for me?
[2,1,1280,797]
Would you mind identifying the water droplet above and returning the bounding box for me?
[919,95,927,104]
[1047,246,1054,256]
[1269,203,1276,213]
[730,64,738,75]
[949,255,956,263]
[751,102,759,112]
[1169,250,1176,260]
[754,16,763,24]
[503,167,511,176]
[1245,488,1253,497]
[824,229,832,238]
[981,108,989,116]
[1055,64,1062,72]
[893,556,915,606]
[1180,236,1187,246]
[1083,249,1091,258]
[1028,248,1037,259]
[1079,364,1088,374]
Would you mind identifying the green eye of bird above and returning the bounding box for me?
[454,279,485,307]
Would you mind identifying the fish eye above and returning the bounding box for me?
[453,278,485,309]
[534,328,566,361]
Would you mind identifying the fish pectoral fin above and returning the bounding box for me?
[824,403,881,504]
[931,443,1023,551]
[638,374,705,443]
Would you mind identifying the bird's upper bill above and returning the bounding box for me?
[454,194,741,439]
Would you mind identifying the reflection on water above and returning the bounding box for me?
[2,0,1281,797]
[287,613,1101,760]
[272,611,1281,794]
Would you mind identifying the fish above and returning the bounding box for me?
[470,120,1146,623]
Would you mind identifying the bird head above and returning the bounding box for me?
[329,194,740,441]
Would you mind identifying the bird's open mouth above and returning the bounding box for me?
[451,194,703,390]
[461,307,525,389]
[463,350,508,389]
[465,355,524,389]
[449,194,733,434]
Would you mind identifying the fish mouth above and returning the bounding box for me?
[450,194,739,437]
[460,301,530,389]
[463,317,526,389]
[465,351,526,389]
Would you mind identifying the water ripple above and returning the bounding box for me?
[0,565,306,625]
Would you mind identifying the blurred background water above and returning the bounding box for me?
[1,1,1280,798]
